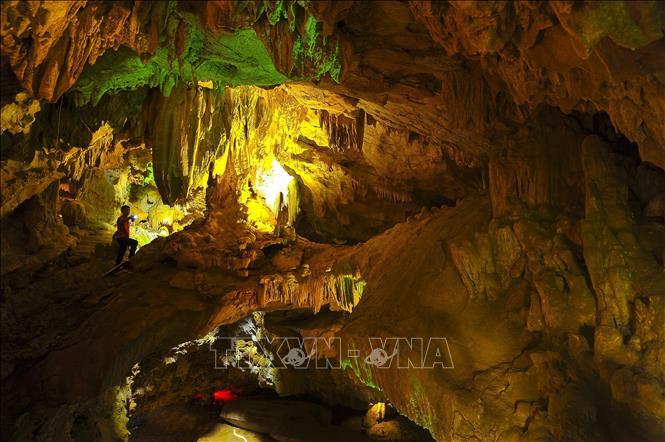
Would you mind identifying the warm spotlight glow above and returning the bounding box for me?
[256,158,294,214]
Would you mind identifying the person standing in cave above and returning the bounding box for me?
[113,205,139,265]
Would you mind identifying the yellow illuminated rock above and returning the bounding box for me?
[1,2,665,442]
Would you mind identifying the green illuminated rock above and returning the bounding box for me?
[68,2,348,106]
[291,15,342,82]
[71,27,287,106]
[557,0,665,51]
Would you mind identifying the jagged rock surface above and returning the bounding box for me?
[0,1,664,442]
[3,1,664,166]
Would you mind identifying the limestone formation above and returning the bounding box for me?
[1,1,664,442]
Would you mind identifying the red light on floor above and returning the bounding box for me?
[212,388,240,404]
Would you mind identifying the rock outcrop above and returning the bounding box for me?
[0,1,664,441]
[143,84,226,205]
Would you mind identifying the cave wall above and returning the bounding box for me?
[208,84,481,243]
[409,1,665,169]
[3,103,663,441]
[0,179,73,275]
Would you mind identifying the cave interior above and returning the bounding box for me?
[1,1,665,441]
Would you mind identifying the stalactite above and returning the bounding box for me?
[318,109,365,152]
[144,84,225,204]
[373,186,412,204]
[259,271,365,313]
[285,273,299,305]
[287,179,300,226]
[61,123,118,183]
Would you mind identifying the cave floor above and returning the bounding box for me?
[127,395,433,442]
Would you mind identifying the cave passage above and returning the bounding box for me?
[1,1,665,442]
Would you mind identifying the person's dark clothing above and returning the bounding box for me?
[116,237,138,265]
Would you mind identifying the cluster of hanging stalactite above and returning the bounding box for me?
[60,125,113,180]
[372,185,413,204]
[318,109,365,152]
[259,271,365,313]
[349,179,412,204]
[0,122,129,219]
